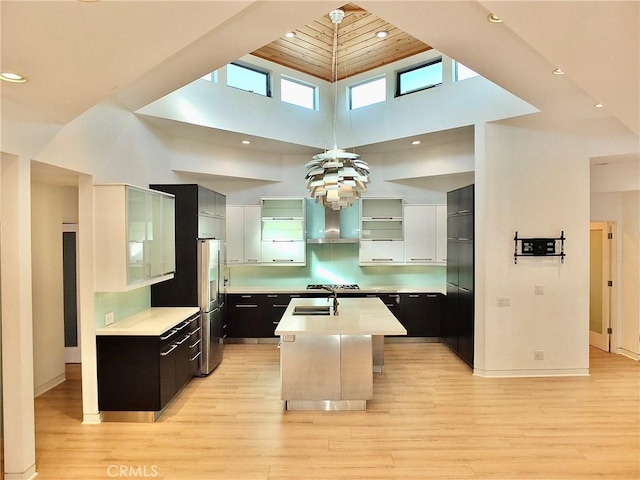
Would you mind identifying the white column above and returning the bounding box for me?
[1,153,37,479]
[78,174,100,424]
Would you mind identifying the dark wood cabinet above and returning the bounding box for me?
[226,291,443,339]
[445,184,474,368]
[399,293,444,337]
[149,184,225,308]
[97,313,201,412]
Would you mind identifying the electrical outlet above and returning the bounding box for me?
[105,311,115,325]
[497,296,510,307]
[535,285,545,295]
[534,350,544,360]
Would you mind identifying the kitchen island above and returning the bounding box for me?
[275,297,406,411]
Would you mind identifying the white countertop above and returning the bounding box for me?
[95,307,199,336]
[275,297,407,336]
[225,285,446,295]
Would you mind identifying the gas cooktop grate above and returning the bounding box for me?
[306,284,360,290]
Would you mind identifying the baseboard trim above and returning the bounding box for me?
[4,463,37,480]
[473,367,590,378]
[34,372,66,397]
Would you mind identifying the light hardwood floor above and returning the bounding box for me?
[34,344,639,480]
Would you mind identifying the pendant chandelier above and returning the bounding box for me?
[305,8,371,210]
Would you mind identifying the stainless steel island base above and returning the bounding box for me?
[285,400,367,411]
[276,298,407,411]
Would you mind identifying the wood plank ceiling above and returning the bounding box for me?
[251,3,432,82]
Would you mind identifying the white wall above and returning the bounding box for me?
[31,182,78,396]
[138,50,538,152]
[475,121,591,376]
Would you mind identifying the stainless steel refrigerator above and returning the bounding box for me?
[198,239,223,375]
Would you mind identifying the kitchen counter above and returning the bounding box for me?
[275,297,407,336]
[225,285,446,295]
[95,307,199,336]
[275,297,406,411]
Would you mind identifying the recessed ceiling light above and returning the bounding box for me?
[376,31,389,38]
[0,72,28,83]
[552,68,564,75]
[242,140,251,145]
[285,32,296,39]
[595,102,604,108]
[487,13,502,23]
[411,140,421,145]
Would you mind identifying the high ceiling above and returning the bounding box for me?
[251,3,431,82]
[1,0,638,160]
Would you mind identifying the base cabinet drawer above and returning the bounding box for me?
[97,313,200,412]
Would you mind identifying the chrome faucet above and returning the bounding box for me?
[320,285,339,315]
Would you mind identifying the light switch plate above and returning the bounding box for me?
[105,311,115,325]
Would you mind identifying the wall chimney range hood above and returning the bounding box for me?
[307,208,358,244]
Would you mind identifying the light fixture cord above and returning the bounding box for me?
[331,18,339,150]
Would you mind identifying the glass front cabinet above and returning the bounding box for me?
[95,184,176,291]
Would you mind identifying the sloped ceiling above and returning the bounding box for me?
[1,1,638,143]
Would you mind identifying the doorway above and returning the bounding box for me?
[589,222,613,352]
[63,224,81,363]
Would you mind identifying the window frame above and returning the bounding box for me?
[395,58,443,97]
[227,62,271,97]
[348,75,387,110]
[280,75,318,110]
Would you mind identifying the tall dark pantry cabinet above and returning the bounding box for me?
[445,184,474,367]
[149,184,226,375]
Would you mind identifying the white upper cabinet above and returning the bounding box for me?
[95,184,175,292]
[359,198,404,264]
[260,198,306,265]
[404,205,437,264]
[226,205,262,265]
[435,205,447,264]
[225,206,244,265]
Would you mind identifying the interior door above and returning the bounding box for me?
[589,222,611,352]
[63,224,81,363]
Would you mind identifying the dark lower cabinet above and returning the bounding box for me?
[97,313,200,412]
[226,291,443,339]
[400,293,444,337]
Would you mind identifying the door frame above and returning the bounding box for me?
[589,222,614,352]
[63,223,81,363]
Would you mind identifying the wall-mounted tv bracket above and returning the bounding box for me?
[514,231,565,264]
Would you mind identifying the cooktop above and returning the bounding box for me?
[306,284,360,290]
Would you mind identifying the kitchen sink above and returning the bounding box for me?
[292,306,331,316]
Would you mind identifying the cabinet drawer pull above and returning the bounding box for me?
[272,321,280,325]
[426,294,438,298]
[236,304,258,308]
[160,329,178,341]
[160,344,178,356]
[273,304,288,308]
[189,339,201,349]
[371,217,394,220]
[267,294,278,298]
[189,351,201,362]
[188,326,201,336]
[372,258,393,261]
[409,294,420,298]
[272,239,295,242]
[246,259,259,262]
[272,259,294,262]
[459,287,471,293]
[241,295,253,298]
[176,335,190,345]
[410,258,433,261]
